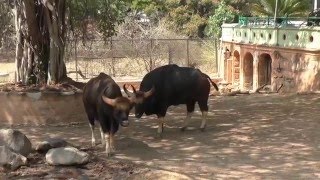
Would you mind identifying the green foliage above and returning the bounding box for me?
[131,0,153,10]
[165,0,215,37]
[251,0,310,17]
[0,2,14,47]
[96,0,129,40]
[68,0,97,38]
[183,14,207,37]
[227,0,253,16]
[68,0,130,41]
[130,0,167,22]
[205,0,234,38]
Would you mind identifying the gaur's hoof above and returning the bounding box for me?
[181,127,186,132]
[200,127,206,132]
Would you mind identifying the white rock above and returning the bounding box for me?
[0,145,27,170]
[60,91,75,96]
[45,147,89,165]
[0,129,32,157]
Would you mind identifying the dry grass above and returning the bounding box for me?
[1,38,218,83]
[0,62,15,83]
[1,59,217,84]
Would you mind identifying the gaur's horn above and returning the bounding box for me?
[123,84,135,97]
[102,96,116,107]
[130,84,137,93]
[144,86,155,98]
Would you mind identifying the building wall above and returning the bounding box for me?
[221,23,320,92]
[221,42,320,92]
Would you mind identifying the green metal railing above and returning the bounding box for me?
[238,16,320,27]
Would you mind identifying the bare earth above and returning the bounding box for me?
[1,94,320,179]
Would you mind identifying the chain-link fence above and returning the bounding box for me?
[0,38,219,83]
[65,38,218,82]
[0,43,15,83]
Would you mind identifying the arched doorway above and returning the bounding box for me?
[243,52,254,90]
[233,51,240,83]
[258,54,272,86]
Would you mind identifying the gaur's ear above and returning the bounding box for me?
[144,86,155,98]
[123,84,136,97]
[102,96,116,107]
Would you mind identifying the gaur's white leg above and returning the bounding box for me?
[181,112,193,131]
[110,134,115,152]
[96,122,105,146]
[89,124,96,147]
[105,133,111,156]
[200,111,208,131]
[157,117,164,137]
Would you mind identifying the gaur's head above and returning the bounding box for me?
[101,96,135,127]
[123,84,155,118]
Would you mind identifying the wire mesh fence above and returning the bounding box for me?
[0,45,15,83]
[65,38,218,82]
[0,38,219,83]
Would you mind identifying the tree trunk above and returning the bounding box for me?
[13,0,67,85]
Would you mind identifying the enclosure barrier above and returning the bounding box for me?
[0,92,86,126]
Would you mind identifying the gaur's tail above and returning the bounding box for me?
[203,73,219,91]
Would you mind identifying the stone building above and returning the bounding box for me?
[219,17,320,92]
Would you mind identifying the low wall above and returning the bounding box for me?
[0,80,143,126]
[0,92,87,126]
[0,78,220,126]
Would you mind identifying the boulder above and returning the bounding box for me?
[45,147,89,165]
[35,138,69,153]
[0,129,32,156]
[0,145,27,170]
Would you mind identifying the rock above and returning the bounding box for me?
[0,145,27,170]
[60,91,75,96]
[45,147,89,165]
[0,129,32,157]
[36,138,69,153]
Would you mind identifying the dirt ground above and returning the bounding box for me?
[1,93,320,179]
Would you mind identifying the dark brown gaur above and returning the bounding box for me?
[124,64,219,137]
[83,73,135,157]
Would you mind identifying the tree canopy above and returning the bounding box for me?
[205,0,234,38]
[251,0,310,17]
[68,0,131,41]
[1,0,316,85]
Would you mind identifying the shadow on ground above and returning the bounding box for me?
[1,94,320,179]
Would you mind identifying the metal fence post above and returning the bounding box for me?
[110,37,115,77]
[214,38,218,74]
[149,39,153,71]
[168,46,172,64]
[186,39,190,66]
[74,38,78,81]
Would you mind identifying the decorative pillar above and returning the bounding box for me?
[252,52,259,90]
[239,52,244,90]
